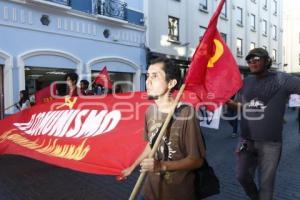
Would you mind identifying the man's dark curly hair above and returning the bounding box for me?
[150,57,182,91]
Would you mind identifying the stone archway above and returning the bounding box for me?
[17,49,83,91]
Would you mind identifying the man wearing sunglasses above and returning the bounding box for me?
[229,48,300,200]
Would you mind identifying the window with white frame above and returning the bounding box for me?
[236,38,243,56]
[250,42,255,50]
[262,19,267,35]
[272,25,277,40]
[221,1,227,18]
[199,0,208,10]
[250,14,256,31]
[272,49,277,62]
[237,7,243,25]
[220,32,227,43]
[273,0,277,15]
[168,16,179,41]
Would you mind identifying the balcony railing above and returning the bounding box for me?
[43,0,70,6]
[97,0,127,21]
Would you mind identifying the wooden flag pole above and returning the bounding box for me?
[129,84,186,200]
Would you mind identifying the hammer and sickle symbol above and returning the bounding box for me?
[207,39,224,68]
[56,97,77,110]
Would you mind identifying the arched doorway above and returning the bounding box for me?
[18,49,82,96]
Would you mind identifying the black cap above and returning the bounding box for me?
[245,48,269,60]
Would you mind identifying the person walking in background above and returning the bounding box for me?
[16,90,31,111]
[287,94,300,130]
[298,108,300,135]
[65,72,79,97]
[225,95,239,138]
[92,83,112,95]
[114,84,123,93]
[228,48,300,200]
[79,80,94,96]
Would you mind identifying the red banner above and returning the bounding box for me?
[0,92,198,175]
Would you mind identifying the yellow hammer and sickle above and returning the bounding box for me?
[56,97,77,110]
[207,39,224,68]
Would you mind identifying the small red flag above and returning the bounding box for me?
[34,83,56,104]
[185,0,242,110]
[94,66,113,89]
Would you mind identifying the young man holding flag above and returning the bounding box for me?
[126,0,241,199]
[122,57,206,200]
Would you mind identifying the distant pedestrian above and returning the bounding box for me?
[225,95,238,138]
[114,85,123,93]
[79,80,94,95]
[298,108,300,134]
[65,72,79,97]
[92,83,112,95]
[16,90,31,111]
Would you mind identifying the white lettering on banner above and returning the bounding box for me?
[66,110,90,138]
[13,110,121,138]
[74,110,108,138]
[14,114,36,131]
[41,111,62,135]
[53,110,80,137]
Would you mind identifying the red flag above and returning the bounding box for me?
[94,66,113,89]
[185,0,242,110]
[34,83,56,104]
